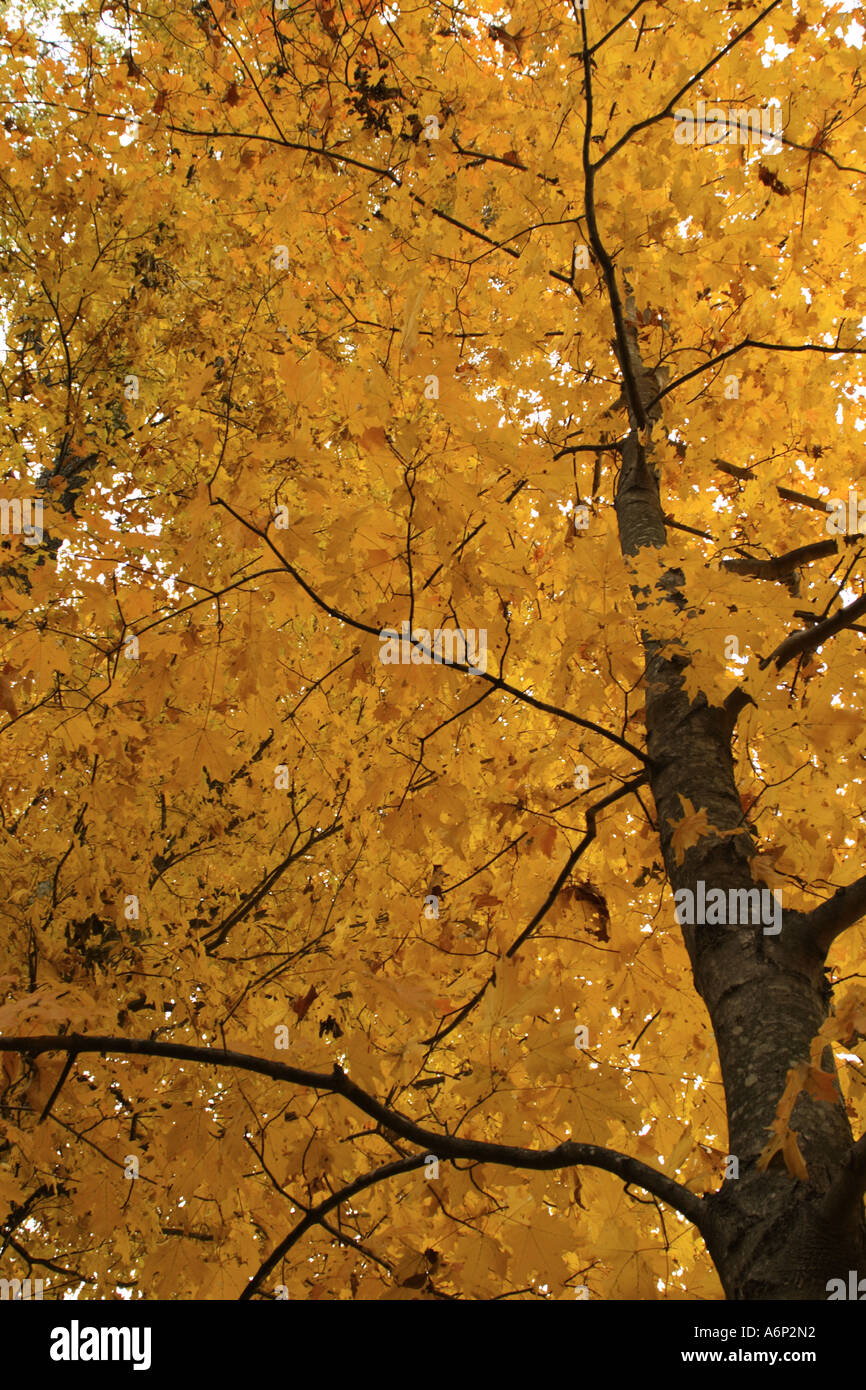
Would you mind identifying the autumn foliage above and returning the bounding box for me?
[1,0,866,1301]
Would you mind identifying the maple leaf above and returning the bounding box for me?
[667,796,711,864]
[487,24,528,62]
[291,985,318,1021]
[0,0,865,1314]
[757,1118,809,1182]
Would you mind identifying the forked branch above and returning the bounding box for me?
[0,1034,710,1232]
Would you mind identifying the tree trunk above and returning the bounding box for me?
[613,327,866,1300]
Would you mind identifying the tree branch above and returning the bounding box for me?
[240,1154,426,1299]
[212,496,648,763]
[820,1132,866,1232]
[715,460,835,516]
[425,772,648,1044]
[721,687,756,734]
[721,540,840,581]
[760,593,866,670]
[796,873,866,956]
[0,1033,710,1232]
[579,6,646,431]
[646,335,866,418]
[201,821,343,953]
[593,0,784,170]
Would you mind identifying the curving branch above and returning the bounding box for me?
[200,820,343,953]
[13,101,564,278]
[820,1132,866,1233]
[646,335,866,418]
[796,873,866,956]
[242,1132,394,1277]
[714,461,837,517]
[425,772,648,1044]
[721,540,840,581]
[720,687,757,734]
[0,1034,710,1232]
[240,1154,427,1300]
[592,0,784,169]
[211,497,648,763]
[760,592,866,670]
[579,4,646,431]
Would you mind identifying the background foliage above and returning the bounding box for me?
[0,0,865,1298]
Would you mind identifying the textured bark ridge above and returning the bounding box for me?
[612,300,866,1300]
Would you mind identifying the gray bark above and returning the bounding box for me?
[613,317,866,1300]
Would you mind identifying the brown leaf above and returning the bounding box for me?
[291,985,318,1020]
[758,164,790,196]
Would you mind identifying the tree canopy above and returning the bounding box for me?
[1,0,866,1301]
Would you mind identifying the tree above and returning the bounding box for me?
[0,0,865,1302]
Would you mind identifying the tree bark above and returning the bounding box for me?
[613,322,866,1299]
